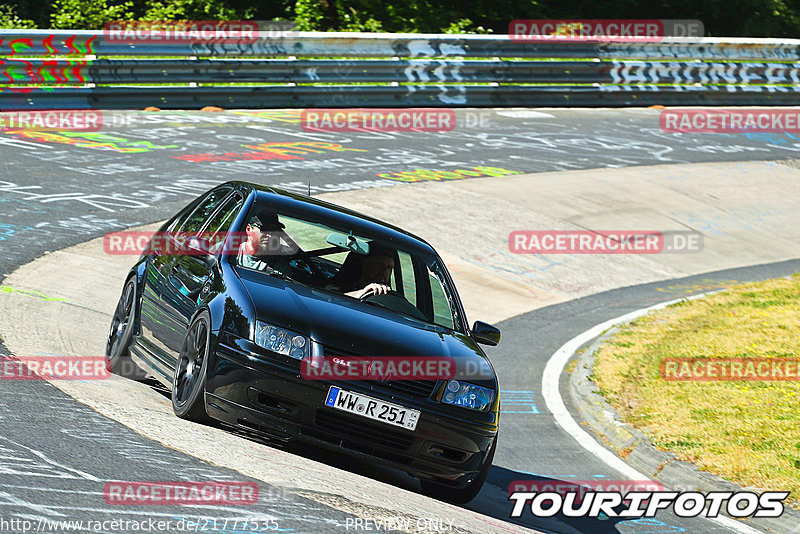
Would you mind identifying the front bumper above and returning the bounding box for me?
[205,337,498,487]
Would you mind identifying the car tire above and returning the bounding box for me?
[172,311,213,423]
[105,277,146,380]
[419,434,497,504]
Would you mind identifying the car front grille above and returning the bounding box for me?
[323,348,439,399]
[369,379,437,398]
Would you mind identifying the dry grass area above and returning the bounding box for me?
[593,273,800,501]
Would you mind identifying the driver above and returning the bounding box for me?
[236,210,293,275]
[328,244,395,299]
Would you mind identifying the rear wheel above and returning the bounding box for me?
[420,434,497,504]
[105,277,145,379]
[172,311,212,423]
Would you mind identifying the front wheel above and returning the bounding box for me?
[419,434,497,504]
[172,311,212,423]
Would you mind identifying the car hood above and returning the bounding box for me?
[238,272,494,379]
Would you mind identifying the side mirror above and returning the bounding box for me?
[201,253,218,270]
[472,321,501,346]
[186,236,217,269]
[186,236,207,253]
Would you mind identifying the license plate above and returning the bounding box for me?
[324,386,420,431]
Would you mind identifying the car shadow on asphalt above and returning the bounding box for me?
[142,376,171,398]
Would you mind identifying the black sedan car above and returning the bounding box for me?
[105,181,501,503]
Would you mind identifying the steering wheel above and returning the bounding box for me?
[359,285,399,300]
[289,254,325,279]
[359,289,428,321]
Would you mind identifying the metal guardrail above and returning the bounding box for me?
[2,30,800,109]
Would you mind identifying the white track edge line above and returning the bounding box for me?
[541,293,764,534]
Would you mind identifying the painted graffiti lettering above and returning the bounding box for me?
[61,163,156,176]
[0,222,26,241]
[609,60,800,85]
[0,135,51,150]
[2,130,178,153]
[233,110,305,123]
[686,144,770,154]
[0,285,69,302]
[175,151,301,163]
[271,179,400,194]
[0,180,42,195]
[377,166,521,182]
[0,180,146,212]
[173,141,367,163]
[33,193,151,211]
[19,149,118,164]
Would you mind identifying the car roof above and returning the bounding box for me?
[225,181,438,257]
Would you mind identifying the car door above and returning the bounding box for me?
[161,189,243,357]
[138,196,205,372]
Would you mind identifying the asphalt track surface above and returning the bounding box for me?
[1,108,798,533]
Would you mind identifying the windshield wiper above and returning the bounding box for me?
[265,268,294,282]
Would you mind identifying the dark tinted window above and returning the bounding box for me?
[204,193,243,254]
[165,196,205,234]
[204,193,243,236]
[179,187,232,234]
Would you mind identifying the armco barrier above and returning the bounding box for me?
[1,30,800,109]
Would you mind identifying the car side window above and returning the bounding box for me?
[203,193,243,254]
[165,195,205,234]
[204,193,243,236]
[179,187,232,235]
[427,263,455,330]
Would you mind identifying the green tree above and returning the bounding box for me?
[443,18,493,34]
[0,0,796,39]
[294,0,334,31]
[50,0,134,29]
[0,4,37,28]
[141,0,248,21]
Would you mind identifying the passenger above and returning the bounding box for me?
[328,244,394,299]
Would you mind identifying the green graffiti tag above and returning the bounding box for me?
[0,285,70,303]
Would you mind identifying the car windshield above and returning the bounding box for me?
[232,204,462,332]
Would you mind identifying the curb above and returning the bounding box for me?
[568,325,800,534]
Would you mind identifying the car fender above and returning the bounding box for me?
[191,262,252,370]
[127,261,147,336]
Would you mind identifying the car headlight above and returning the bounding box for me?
[441,380,495,411]
[254,321,309,360]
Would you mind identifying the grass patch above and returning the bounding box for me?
[594,273,800,504]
